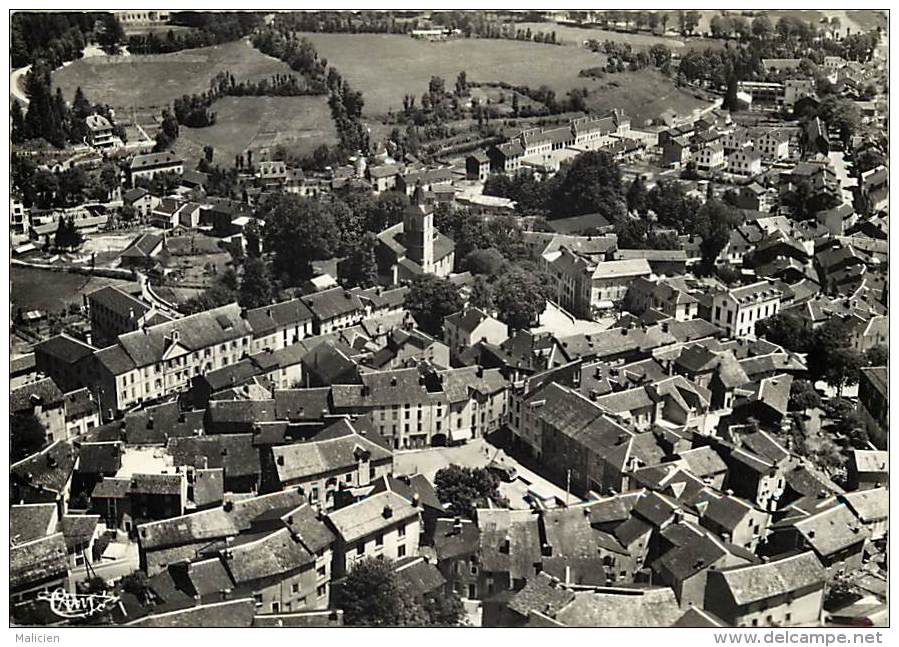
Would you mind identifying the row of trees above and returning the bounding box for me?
[583,41,673,75]
[253,25,368,154]
[126,12,263,54]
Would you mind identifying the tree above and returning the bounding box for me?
[203,145,215,163]
[434,464,505,520]
[421,590,465,627]
[752,14,773,38]
[261,194,340,283]
[468,275,494,310]
[824,348,865,397]
[493,268,549,330]
[11,100,26,144]
[98,13,126,54]
[335,558,422,626]
[696,199,739,267]
[340,233,379,289]
[866,344,888,367]
[11,412,47,462]
[238,257,274,309]
[462,247,506,278]
[625,176,649,215]
[548,151,626,221]
[755,311,813,353]
[806,318,851,382]
[789,379,821,412]
[404,275,463,336]
[243,219,262,258]
[120,204,137,223]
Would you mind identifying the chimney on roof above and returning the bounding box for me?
[541,543,553,557]
[453,516,462,533]
[277,455,285,466]
[382,505,393,519]
[501,535,511,554]
[147,415,154,430]
[412,493,421,507]
[391,376,398,387]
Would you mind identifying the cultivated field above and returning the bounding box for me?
[176,95,337,161]
[11,266,138,314]
[52,40,293,110]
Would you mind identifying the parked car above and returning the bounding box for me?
[487,463,517,483]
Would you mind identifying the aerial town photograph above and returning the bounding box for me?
[6,5,890,632]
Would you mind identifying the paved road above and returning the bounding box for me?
[138,273,183,319]
[10,64,31,105]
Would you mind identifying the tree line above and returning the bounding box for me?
[126,12,263,55]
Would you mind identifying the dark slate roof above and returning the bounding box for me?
[77,441,122,475]
[433,518,480,560]
[10,439,78,497]
[207,399,277,426]
[713,551,825,606]
[371,473,443,511]
[120,232,164,259]
[138,490,307,550]
[87,285,151,320]
[34,334,97,365]
[273,388,332,421]
[394,557,446,598]
[300,287,364,322]
[226,527,314,584]
[281,502,336,554]
[59,514,101,552]
[507,571,575,618]
[127,599,256,628]
[192,468,224,508]
[130,473,184,496]
[124,402,206,445]
[11,377,65,413]
[168,434,261,479]
[65,387,97,420]
[115,303,251,370]
[476,508,541,581]
[10,533,69,590]
[245,299,314,337]
[10,503,58,545]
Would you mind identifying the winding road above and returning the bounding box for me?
[10,64,31,105]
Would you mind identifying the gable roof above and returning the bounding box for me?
[326,490,419,543]
[269,419,392,484]
[713,551,825,606]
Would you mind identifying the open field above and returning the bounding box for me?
[300,32,606,116]
[11,266,138,314]
[300,32,712,124]
[584,68,713,127]
[176,94,337,161]
[52,40,293,110]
